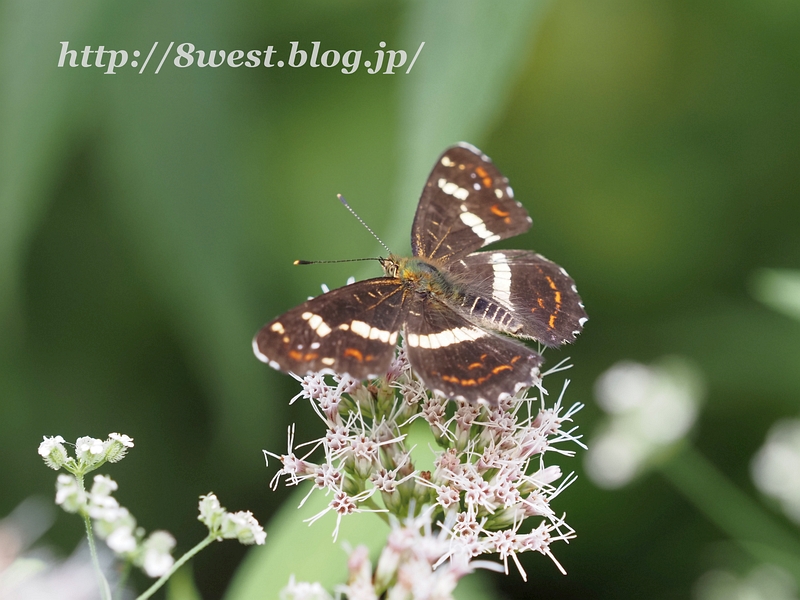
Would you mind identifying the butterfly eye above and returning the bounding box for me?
[380,258,399,278]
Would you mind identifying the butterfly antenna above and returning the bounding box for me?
[337,194,391,254]
[293,257,381,266]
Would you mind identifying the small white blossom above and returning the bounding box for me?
[752,268,800,323]
[106,433,134,463]
[198,492,266,546]
[281,575,334,600]
[751,419,800,524]
[38,435,69,470]
[221,510,267,545]
[75,436,106,466]
[55,474,85,513]
[198,493,225,531]
[586,357,704,489]
[90,474,118,497]
[105,524,138,554]
[137,530,176,577]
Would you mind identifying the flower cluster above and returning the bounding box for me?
[39,433,133,472]
[267,345,583,593]
[584,357,704,489]
[38,432,267,599]
[198,493,266,545]
[751,418,800,525]
[40,433,177,578]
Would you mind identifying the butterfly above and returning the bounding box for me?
[253,143,587,404]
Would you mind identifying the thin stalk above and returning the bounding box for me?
[136,535,216,600]
[79,473,112,600]
[659,442,800,579]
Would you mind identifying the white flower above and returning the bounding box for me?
[198,493,225,531]
[106,524,137,554]
[38,435,69,470]
[137,530,176,577]
[221,510,267,545]
[86,492,123,524]
[90,474,118,497]
[280,575,334,600]
[751,419,800,524]
[198,493,266,546]
[586,357,704,489]
[106,433,134,463]
[75,436,106,467]
[55,474,85,513]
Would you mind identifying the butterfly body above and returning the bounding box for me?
[254,143,587,404]
[387,255,461,301]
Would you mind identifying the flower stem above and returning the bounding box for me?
[659,442,800,579]
[81,495,112,600]
[136,535,216,600]
[362,497,390,525]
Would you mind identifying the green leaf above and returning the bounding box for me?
[0,0,103,329]
[167,564,203,600]
[224,483,499,600]
[224,485,387,600]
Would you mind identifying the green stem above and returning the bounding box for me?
[79,475,112,600]
[361,497,391,525]
[659,443,800,579]
[136,535,216,600]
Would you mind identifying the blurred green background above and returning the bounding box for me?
[2,0,800,598]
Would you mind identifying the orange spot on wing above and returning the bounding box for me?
[344,348,364,362]
[441,357,520,387]
[288,350,303,361]
[475,166,493,188]
[490,204,510,218]
[549,314,557,329]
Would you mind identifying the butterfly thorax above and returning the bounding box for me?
[381,255,463,302]
[382,254,530,337]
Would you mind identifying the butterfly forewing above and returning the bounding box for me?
[403,295,542,403]
[447,250,588,346]
[411,143,533,262]
[253,279,407,379]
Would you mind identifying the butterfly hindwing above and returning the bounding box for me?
[403,295,542,403]
[446,250,588,346]
[411,143,533,262]
[253,279,407,379]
